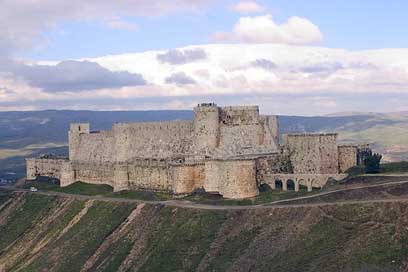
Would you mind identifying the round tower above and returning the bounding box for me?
[193,103,220,152]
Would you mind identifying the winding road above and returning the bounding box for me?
[2,179,408,210]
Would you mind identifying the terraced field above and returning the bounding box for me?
[0,190,407,271]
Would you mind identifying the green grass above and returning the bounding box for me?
[254,188,315,204]
[380,161,408,174]
[0,189,12,208]
[26,201,136,272]
[0,194,57,252]
[138,207,226,271]
[10,199,86,271]
[108,190,173,201]
[22,178,317,206]
[206,228,260,271]
[257,205,408,272]
[347,161,408,177]
[183,188,316,206]
[1,190,408,271]
[23,180,113,196]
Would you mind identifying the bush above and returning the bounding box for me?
[364,151,382,174]
[346,165,366,176]
[380,161,408,173]
[258,183,272,193]
[191,187,207,196]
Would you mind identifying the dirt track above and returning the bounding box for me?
[2,179,408,210]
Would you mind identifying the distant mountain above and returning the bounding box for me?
[0,110,407,180]
[279,112,408,162]
[0,110,193,149]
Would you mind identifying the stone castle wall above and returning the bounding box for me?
[68,104,279,165]
[72,162,115,187]
[127,160,172,191]
[26,158,67,180]
[204,159,258,199]
[172,163,205,195]
[218,106,278,154]
[70,131,115,163]
[26,103,364,199]
[282,133,339,174]
[338,145,358,173]
[114,121,194,161]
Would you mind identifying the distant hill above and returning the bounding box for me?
[0,110,407,180]
[0,110,193,149]
[280,112,408,162]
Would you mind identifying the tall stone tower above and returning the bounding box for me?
[68,123,90,160]
[193,103,220,152]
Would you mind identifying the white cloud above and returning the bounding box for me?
[232,1,265,13]
[0,0,214,56]
[214,15,323,45]
[104,17,138,31]
[2,43,408,114]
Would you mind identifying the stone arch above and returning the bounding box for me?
[297,178,305,191]
[274,179,283,190]
[287,179,295,190]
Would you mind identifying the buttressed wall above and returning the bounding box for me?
[26,103,280,198]
[26,103,361,199]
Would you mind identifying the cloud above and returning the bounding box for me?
[103,17,138,31]
[251,59,277,70]
[0,0,213,57]
[0,87,14,95]
[2,44,408,115]
[157,48,207,65]
[11,60,146,92]
[213,14,323,45]
[232,1,265,13]
[296,62,345,76]
[165,72,196,85]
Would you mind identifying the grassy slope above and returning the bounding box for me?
[23,180,114,196]
[0,191,407,271]
[22,179,319,204]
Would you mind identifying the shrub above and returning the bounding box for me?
[258,183,272,193]
[346,165,366,176]
[364,151,382,174]
[191,187,207,196]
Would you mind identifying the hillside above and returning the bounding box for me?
[0,190,407,271]
[279,112,408,162]
[0,110,407,180]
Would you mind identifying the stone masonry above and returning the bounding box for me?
[26,103,366,199]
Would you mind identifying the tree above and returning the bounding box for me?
[364,150,382,174]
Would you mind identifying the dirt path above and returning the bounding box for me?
[1,179,408,210]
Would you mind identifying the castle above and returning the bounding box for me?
[26,103,367,199]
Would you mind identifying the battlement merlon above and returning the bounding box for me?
[221,105,259,112]
[69,123,90,134]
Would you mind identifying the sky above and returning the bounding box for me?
[0,0,408,115]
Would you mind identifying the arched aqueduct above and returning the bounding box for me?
[263,173,347,192]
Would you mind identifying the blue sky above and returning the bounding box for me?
[27,0,408,60]
[1,0,408,113]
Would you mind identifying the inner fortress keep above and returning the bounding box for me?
[26,103,367,199]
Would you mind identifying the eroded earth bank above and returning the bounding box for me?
[0,190,407,272]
